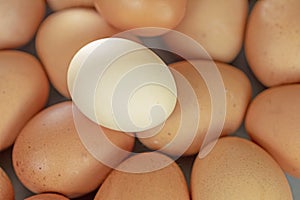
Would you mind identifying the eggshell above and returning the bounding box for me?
[25,193,69,200]
[245,0,300,87]
[0,50,49,151]
[191,137,293,200]
[94,0,187,36]
[67,38,177,132]
[138,60,252,156]
[245,84,300,178]
[0,0,45,49]
[36,8,119,98]
[0,167,14,200]
[12,101,135,198]
[47,0,94,11]
[163,0,248,63]
[94,152,190,200]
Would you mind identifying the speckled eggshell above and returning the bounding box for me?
[245,84,300,178]
[245,0,300,86]
[12,101,135,198]
[191,137,293,200]
[139,60,252,156]
[0,50,49,151]
[94,152,190,200]
[0,167,14,200]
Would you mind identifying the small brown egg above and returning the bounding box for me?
[47,0,94,11]
[94,152,190,200]
[191,137,293,200]
[138,60,252,156]
[94,0,187,36]
[245,0,300,87]
[0,167,14,200]
[0,0,45,49]
[0,50,49,151]
[163,0,248,63]
[12,101,135,198]
[245,84,300,178]
[36,8,119,98]
[25,193,69,200]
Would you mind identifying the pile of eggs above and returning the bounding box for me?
[0,0,300,199]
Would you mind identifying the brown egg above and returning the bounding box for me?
[47,0,94,11]
[0,167,14,200]
[94,0,187,36]
[36,8,119,98]
[0,50,49,151]
[245,84,300,178]
[12,101,135,198]
[245,0,300,87]
[163,0,248,63]
[138,60,252,156]
[94,152,190,200]
[0,0,45,49]
[191,137,293,200]
[25,193,69,200]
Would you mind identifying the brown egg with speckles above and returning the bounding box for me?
[36,8,119,98]
[138,60,252,156]
[245,0,300,86]
[0,167,14,200]
[25,193,69,200]
[245,84,300,178]
[0,50,49,152]
[191,137,293,200]
[94,152,190,200]
[12,101,135,198]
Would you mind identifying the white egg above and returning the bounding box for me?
[68,38,177,132]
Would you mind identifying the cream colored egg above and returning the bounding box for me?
[245,0,300,87]
[36,8,119,98]
[47,0,94,11]
[0,50,49,151]
[25,193,69,200]
[12,101,135,198]
[191,137,293,200]
[245,84,300,178]
[163,0,248,63]
[94,152,189,200]
[0,168,14,200]
[138,60,252,156]
[68,38,177,132]
[0,0,45,49]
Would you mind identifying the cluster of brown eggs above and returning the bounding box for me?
[0,0,300,200]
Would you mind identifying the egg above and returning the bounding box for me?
[0,0,45,49]
[67,38,177,132]
[94,152,190,200]
[245,0,300,87]
[12,101,135,198]
[163,0,248,63]
[138,60,252,156]
[47,0,94,11]
[94,0,187,36]
[191,137,293,200]
[0,50,49,151]
[245,84,300,179]
[36,8,119,98]
[25,193,69,200]
[0,167,14,200]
